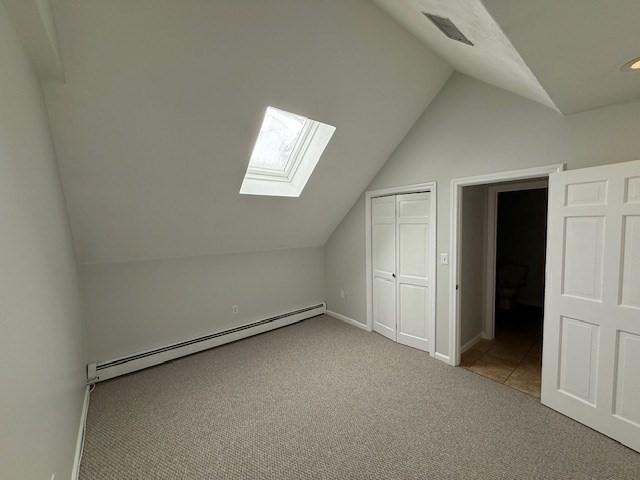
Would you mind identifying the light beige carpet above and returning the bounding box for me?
[81,315,640,479]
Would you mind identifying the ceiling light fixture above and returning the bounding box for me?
[622,57,640,71]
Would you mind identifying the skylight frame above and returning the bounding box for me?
[244,118,317,182]
[240,107,335,197]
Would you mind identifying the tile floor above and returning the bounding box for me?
[461,306,543,397]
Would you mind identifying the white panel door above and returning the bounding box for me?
[372,196,396,340]
[543,160,640,452]
[396,193,431,351]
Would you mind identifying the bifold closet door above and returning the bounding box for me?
[395,193,431,352]
[372,195,397,340]
[372,193,431,352]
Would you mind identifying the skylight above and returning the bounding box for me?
[249,108,306,172]
[240,107,335,197]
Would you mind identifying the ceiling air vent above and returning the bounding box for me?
[423,13,473,46]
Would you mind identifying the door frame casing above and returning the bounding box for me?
[448,164,563,366]
[365,182,437,356]
[483,179,549,340]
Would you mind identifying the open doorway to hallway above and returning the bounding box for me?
[459,181,548,397]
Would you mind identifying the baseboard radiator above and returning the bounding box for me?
[87,303,326,383]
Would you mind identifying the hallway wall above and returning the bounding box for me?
[460,185,488,346]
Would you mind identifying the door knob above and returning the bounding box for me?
[392,273,396,278]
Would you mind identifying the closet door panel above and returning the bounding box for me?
[396,193,431,352]
[372,196,396,340]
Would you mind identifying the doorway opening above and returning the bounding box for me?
[448,161,640,450]
[460,181,548,397]
[448,164,562,397]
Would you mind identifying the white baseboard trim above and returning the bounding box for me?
[434,352,451,365]
[71,385,90,480]
[92,303,326,382]
[326,310,370,331]
[461,333,485,354]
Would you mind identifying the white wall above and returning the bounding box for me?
[324,199,367,323]
[325,73,640,358]
[82,247,324,362]
[460,185,487,346]
[0,4,85,479]
[49,0,451,370]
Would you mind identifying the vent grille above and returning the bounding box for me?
[423,13,473,46]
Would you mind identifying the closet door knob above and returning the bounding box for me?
[392,273,396,278]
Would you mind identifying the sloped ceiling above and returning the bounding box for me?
[45,0,452,264]
[372,0,558,111]
[3,0,64,80]
[482,0,640,114]
[374,0,640,114]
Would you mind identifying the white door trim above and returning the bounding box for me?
[484,179,549,340]
[365,182,437,355]
[449,164,563,366]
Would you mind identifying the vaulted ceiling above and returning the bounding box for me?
[44,0,452,264]
[374,0,640,114]
[24,0,640,264]
[372,0,558,111]
[482,0,640,113]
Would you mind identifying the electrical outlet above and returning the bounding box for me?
[232,305,239,314]
[340,289,345,299]
[440,253,449,265]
